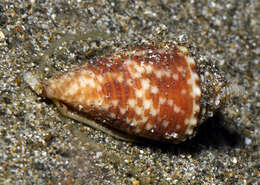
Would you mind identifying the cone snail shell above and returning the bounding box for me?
[28,42,227,143]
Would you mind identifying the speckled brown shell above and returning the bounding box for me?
[42,44,204,142]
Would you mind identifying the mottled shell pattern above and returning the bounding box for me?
[40,43,226,143]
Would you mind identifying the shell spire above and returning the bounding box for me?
[37,43,226,143]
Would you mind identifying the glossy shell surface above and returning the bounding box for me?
[42,44,203,142]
